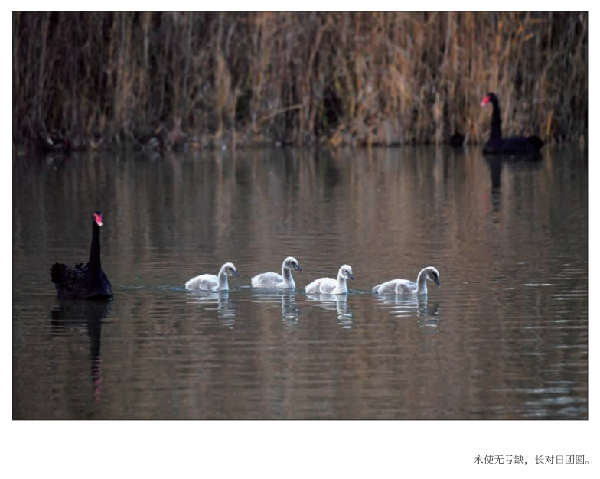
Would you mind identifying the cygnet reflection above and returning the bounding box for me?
[376,294,440,329]
[187,290,236,328]
[306,293,353,328]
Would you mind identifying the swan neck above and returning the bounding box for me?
[282,266,293,286]
[218,268,229,290]
[416,269,428,295]
[490,98,502,139]
[89,221,101,272]
[336,274,348,293]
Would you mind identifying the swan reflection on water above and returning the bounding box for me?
[50,300,112,405]
[306,293,353,329]
[250,290,300,327]
[186,290,236,328]
[484,154,543,215]
[281,292,300,326]
[376,295,440,330]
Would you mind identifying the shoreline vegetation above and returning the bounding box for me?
[13,12,587,153]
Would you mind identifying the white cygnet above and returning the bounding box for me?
[251,257,302,289]
[373,266,440,295]
[305,265,354,294]
[185,262,240,292]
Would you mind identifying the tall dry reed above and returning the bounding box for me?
[13,12,587,149]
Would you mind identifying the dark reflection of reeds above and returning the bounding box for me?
[13,12,587,148]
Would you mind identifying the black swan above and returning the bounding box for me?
[39,134,71,154]
[481,93,544,155]
[50,211,113,300]
[449,131,465,147]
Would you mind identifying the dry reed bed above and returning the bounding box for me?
[13,12,587,150]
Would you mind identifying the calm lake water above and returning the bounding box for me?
[12,146,588,419]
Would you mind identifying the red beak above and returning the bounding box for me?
[481,96,489,106]
[94,213,103,226]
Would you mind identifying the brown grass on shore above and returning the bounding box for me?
[13,12,587,150]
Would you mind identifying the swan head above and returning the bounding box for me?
[424,266,441,287]
[221,262,240,277]
[283,257,302,272]
[93,211,103,227]
[481,93,498,107]
[339,265,354,281]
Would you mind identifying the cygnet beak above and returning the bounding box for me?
[434,277,441,287]
[295,264,303,272]
[348,272,355,280]
[233,270,240,277]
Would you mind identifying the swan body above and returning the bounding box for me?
[305,265,354,294]
[185,262,239,291]
[50,211,113,300]
[483,136,543,155]
[373,266,440,296]
[39,133,71,154]
[251,257,302,289]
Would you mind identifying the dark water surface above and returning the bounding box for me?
[13,146,588,419]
